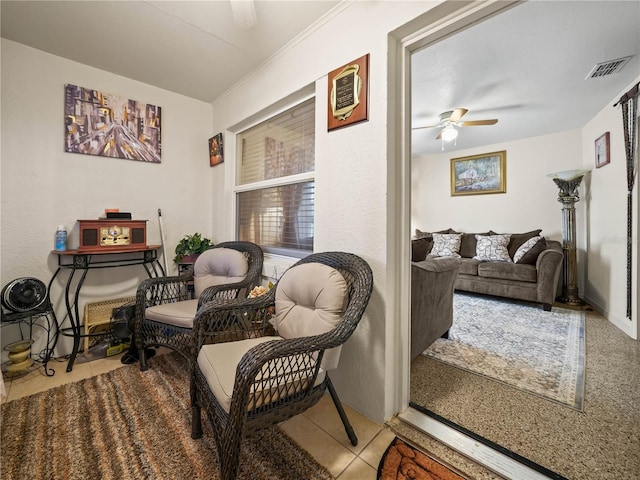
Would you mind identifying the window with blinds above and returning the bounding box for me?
[236,97,315,257]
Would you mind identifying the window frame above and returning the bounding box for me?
[232,91,316,260]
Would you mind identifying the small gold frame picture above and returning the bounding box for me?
[450,150,507,196]
[595,132,610,168]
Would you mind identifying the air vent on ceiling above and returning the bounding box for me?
[585,56,633,79]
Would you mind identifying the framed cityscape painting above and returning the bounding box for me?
[64,84,162,163]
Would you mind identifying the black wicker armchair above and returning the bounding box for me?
[190,251,374,480]
[135,241,264,371]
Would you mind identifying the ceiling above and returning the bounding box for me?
[1,1,639,156]
[0,0,341,103]
[411,1,640,154]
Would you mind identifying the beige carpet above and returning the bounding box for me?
[1,353,333,480]
[409,309,640,480]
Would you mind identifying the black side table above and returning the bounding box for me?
[51,246,165,372]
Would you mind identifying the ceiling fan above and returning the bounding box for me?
[413,108,498,140]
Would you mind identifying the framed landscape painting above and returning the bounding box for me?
[451,150,506,196]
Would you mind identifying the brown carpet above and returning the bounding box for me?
[378,437,468,480]
[0,353,333,480]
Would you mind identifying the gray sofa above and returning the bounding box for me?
[413,229,563,311]
[411,256,461,359]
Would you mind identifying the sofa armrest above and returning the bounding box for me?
[535,241,563,307]
[410,257,461,359]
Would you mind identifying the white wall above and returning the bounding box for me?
[207,1,442,423]
[582,76,640,340]
[412,129,583,242]
[412,78,640,341]
[1,40,214,358]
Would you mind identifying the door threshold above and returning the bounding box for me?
[398,406,567,480]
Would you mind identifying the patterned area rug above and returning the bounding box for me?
[423,293,585,410]
[378,437,468,480]
[0,353,332,480]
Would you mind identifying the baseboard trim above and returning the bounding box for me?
[402,403,569,480]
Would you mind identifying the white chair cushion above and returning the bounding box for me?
[274,263,347,370]
[193,248,249,298]
[198,337,326,413]
[145,299,198,328]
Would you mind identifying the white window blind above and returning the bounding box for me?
[236,97,315,257]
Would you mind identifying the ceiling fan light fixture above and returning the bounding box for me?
[441,125,458,142]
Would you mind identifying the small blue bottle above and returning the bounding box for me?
[55,225,67,251]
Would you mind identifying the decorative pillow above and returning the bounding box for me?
[514,236,546,264]
[504,229,543,259]
[474,234,512,262]
[411,238,432,262]
[457,231,492,258]
[430,233,462,258]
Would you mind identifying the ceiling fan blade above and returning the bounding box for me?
[412,123,441,130]
[435,129,443,140]
[460,119,498,126]
[449,108,468,122]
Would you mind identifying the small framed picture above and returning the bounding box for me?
[595,132,610,168]
[209,133,223,167]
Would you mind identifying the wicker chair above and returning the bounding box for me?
[134,241,264,371]
[190,251,374,480]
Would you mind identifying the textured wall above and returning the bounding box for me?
[1,40,214,358]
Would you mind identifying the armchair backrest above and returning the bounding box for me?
[272,252,373,371]
[193,248,249,298]
[192,242,264,299]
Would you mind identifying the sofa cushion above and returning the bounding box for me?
[497,229,542,259]
[459,257,481,276]
[514,236,546,264]
[457,231,491,258]
[415,228,455,239]
[431,233,462,258]
[411,237,432,261]
[474,234,512,262]
[478,262,537,282]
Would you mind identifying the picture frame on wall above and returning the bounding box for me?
[327,54,369,131]
[450,150,507,196]
[209,133,223,166]
[595,132,610,168]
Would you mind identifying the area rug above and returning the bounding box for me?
[378,437,468,480]
[423,293,585,410]
[0,353,333,480]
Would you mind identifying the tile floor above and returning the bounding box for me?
[2,353,395,479]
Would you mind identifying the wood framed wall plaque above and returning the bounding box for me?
[327,54,369,131]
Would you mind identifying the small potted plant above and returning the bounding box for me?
[173,233,213,265]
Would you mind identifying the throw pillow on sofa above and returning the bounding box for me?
[457,231,492,258]
[474,234,512,262]
[500,229,543,259]
[513,235,546,264]
[431,233,462,257]
[411,237,432,262]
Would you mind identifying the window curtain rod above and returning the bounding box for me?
[614,81,639,320]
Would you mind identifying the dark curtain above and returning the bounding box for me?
[614,82,639,320]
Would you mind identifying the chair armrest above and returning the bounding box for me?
[229,333,330,418]
[197,277,257,307]
[136,271,192,309]
[193,288,277,347]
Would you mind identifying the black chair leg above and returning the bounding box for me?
[326,375,358,446]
